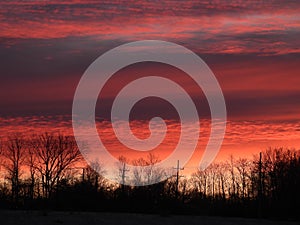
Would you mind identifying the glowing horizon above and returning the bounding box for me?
[0,0,299,176]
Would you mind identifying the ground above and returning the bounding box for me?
[0,210,298,225]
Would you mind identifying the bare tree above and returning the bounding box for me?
[235,158,252,199]
[30,133,82,198]
[217,162,230,200]
[228,155,237,198]
[2,135,26,202]
[191,162,233,200]
[178,178,189,201]
[83,161,107,191]
[132,157,146,185]
[207,163,218,198]
[191,168,209,198]
[26,144,38,199]
[116,155,130,187]
[131,153,166,186]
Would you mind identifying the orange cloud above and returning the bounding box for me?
[0,115,299,173]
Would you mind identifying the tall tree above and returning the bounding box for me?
[2,135,26,202]
[30,133,82,198]
[83,161,107,191]
[26,144,38,199]
[235,158,251,199]
[132,153,166,186]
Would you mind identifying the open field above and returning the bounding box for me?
[0,210,298,225]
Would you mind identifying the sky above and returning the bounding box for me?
[0,0,300,173]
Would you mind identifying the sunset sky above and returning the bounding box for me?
[0,0,300,174]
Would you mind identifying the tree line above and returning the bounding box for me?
[0,133,299,219]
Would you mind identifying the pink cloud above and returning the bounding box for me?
[0,1,299,55]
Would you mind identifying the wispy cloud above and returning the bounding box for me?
[1,0,299,55]
[0,0,299,165]
[1,115,299,164]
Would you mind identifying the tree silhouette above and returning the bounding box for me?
[132,153,166,186]
[30,133,82,199]
[2,135,26,203]
[0,135,299,220]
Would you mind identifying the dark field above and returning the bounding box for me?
[0,210,298,225]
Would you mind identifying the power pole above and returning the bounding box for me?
[174,160,184,199]
[121,162,129,193]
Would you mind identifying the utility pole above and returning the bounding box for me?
[174,160,184,199]
[121,162,129,193]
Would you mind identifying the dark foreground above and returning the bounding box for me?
[0,210,297,225]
